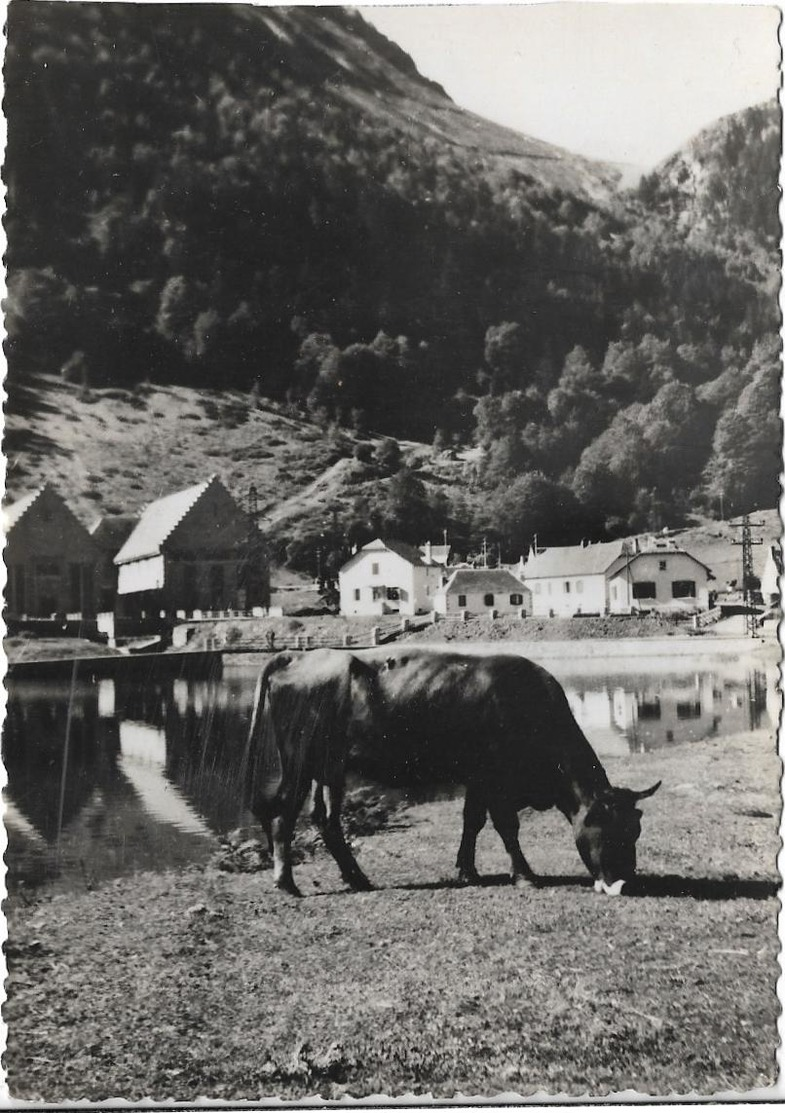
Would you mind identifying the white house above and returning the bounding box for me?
[607,539,713,613]
[760,543,782,607]
[522,536,713,617]
[339,538,443,616]
[521,540,628,617]
[433,568,530,617]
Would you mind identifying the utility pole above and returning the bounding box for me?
[731,515,764,637]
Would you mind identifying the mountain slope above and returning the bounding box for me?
[636,100,780,285]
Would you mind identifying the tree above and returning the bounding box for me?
[488,472,582,558]
[375,437,402,474]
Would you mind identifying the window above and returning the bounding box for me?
[564,581,571,593]
[386,587,400,601]
[576,580,583,594]
[672,580,696,598]
[36,561,60,577]
[458,594,467,608]
[659,560,667,571]
[676,700,702,720]
[353,588,360,601]
[632,582,656,600]
[510,593,523,606]
[611,584,618,600]
[371,562,380,576]
[534,583,541,594]
[372,586,386,601]
[484,593,495,607]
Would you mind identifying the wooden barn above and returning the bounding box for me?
[4,485,99,620]
[113,476,269,620]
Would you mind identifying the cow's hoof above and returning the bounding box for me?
[457,869,481,886]
[275,879,303,897]
[511,873,539,889]
[348,875,374,892]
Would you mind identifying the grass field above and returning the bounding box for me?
[4,724,780,1102]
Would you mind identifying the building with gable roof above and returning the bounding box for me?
[433,567,530,617]
[521,536,713,617]
[113,475,268,619]
[4,484,100,620]
[339,538,443,616]
[521,539,629,617]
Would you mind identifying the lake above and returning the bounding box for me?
[4,649,776,895]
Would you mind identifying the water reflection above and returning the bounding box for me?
[3,657,776,894]
[556,664,773,755]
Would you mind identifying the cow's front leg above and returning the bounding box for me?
[316,782,374,892]
[488,801,538,887]
[456,786,487,884]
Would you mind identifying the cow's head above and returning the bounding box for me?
[575,782,661,894]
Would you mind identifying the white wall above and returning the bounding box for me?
[525,573,608,617]
[609,552,710,612]
[340,550,440,616]
[434,587,528,616]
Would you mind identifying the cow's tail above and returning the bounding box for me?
[241,653,294,819]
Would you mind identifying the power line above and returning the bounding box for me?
[731,515,764,637]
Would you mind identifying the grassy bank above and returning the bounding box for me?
[5,727,780,1101]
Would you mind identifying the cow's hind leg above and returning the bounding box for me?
[270,780,312,896]
[456,786,487,884]
[315,782,374,892]
[488,800,538,887]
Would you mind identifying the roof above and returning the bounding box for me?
[610,548,714,578]
[114,476,217,565]
[362,538,428,566]
[4,487,44,531]
[340,537,440,575]
[443,568,529,595]
[522,540,628,579]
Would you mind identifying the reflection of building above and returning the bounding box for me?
[114,475,269,621]
[4,485,99,621]
[339,538,442,616]
[433,568,530,617]
[118,721,212,836]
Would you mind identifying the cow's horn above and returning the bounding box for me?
[633,780,662,801]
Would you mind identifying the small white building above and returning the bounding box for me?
[522,536,713,617]
[607,540,713,614]
[433,568,530,617]
[760,544,782,607]
[522,540,628,617]
[339,538,442,616]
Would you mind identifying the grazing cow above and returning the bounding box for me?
[246,647,660,897]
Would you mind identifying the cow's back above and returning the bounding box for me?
[350,647,588,803]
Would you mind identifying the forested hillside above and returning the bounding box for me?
[4,3,780,568]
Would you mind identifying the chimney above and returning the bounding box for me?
[424,540,432,563]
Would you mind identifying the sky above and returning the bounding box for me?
[358,3,781,169]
